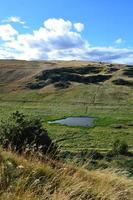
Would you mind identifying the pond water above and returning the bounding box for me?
[48,117,95,127]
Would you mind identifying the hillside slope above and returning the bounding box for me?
[0,60,132,92]
[0,60,133,154]
[0,60,133,199]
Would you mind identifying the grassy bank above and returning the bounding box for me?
[0,149,133,200]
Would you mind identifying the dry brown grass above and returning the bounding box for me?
[0,148,132,200]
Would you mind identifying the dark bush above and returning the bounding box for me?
[83,74,111,84]
[88,149,103,160]
[26,81,46,89]
[79,149,103,160]
[123,68,133,78]
[54,81,71,89]
[112,79,133,86]
[107,139,129,156]
[113,139,128,155]
[0,111,55,154]
[27,66,112,90]
[105,150,115,159]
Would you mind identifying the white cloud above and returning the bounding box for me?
[74,23,84,32]
[115,38,123,44]
[0,24,18,41]
[2,16,26,25]
[44,18,72,33]
[6,18,85,60]
[0,18,132,64]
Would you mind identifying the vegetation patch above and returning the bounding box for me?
[27,66,112,89]
[54,81,71,89]
[112,78,133,86]
[123,67,133,77]
[0,111,56,154]
[106,139,129,158]
[0,149,133,200]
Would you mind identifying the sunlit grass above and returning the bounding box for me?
[0,149,132,200]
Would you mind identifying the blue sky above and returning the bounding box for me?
[0,0,133,63]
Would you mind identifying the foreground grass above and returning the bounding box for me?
[0,149,133,200]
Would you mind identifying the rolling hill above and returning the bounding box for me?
[0,60,133,153]
[0,60,133,199]
[0,60,132,92]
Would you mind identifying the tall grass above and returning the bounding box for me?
[0,148,132,200]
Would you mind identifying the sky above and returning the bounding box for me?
[0,0,133,64]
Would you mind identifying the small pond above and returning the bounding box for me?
[48,117,95,127]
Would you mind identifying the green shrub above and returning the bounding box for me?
[0,111,55,154]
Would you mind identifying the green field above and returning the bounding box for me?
[0,60,133,153]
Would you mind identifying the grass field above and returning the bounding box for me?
[0,60,133,153]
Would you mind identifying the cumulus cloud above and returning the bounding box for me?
[115,38,123,44]
[1,18,85,60]
[44,18,72,32]
[2,16,26,25]
[74,23,84,32]
[0,18,133,64]
[0,24,18,41]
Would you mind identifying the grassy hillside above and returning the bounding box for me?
[0,60,132,153]
[0,148,133,200]
[0,60,133,199]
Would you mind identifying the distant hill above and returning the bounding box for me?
[0,60,132,92]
